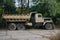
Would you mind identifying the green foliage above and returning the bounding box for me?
[0,8,4,16]
[4,0,16,14]
[0,0,4,16]
[0,0,60,17]
[56,3,60,14]
[30,0,51,17]
[30,0,60,17]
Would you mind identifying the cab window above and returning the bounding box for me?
[38,15,41,17]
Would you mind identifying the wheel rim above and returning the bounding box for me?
[17,24,25,30]
[8,23,16,30]
[45,24,52,30]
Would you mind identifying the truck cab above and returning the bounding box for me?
[30,12,44,22]
[26,12,55,29]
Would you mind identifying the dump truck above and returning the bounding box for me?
[1,12,55,30]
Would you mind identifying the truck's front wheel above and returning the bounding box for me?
[8,23,16,30]
[45,23,54,30]
[16,24,25,30]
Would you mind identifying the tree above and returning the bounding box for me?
[4,0,16,14]
[30,0,58,17]
[0,0,4,16]
[30,0,51,16]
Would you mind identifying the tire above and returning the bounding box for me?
[45,23,54,30]
[8,23,16,30]
[16,24,25,30]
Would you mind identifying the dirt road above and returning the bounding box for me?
[0,29,60,40]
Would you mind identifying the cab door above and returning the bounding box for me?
[30,13,35,23]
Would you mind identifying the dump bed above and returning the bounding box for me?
[2,14,30,22]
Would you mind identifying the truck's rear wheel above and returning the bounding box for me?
[45,23,54,30]
[16,24,25,30]
[8,23,16,30]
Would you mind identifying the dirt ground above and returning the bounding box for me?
[0,29,60,40]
